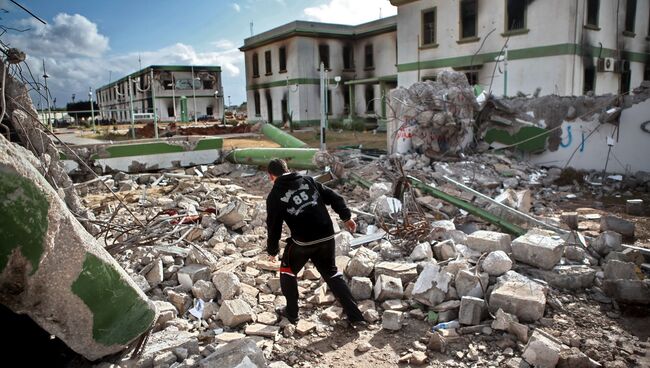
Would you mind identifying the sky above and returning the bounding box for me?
[0,0,397,109]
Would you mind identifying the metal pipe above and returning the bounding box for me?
[151,69,158,139]
[225,148,319,169]
[261,123,307,148]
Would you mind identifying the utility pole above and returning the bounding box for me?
[319,61,327,151]
[128,76,135,139]
[42,59,53,131]
[171,72,177,121]
[191,65,197,123]
[503,45,509,97]
[89,87,96,133]
[151,69,158,139]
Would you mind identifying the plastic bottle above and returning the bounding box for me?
[431,320,460,331]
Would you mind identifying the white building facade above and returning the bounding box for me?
[390,0,650,96]
[96,65,224,123]
[240,17,397,126]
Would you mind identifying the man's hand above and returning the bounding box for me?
[344,219,357,233]
[268,255,278,262]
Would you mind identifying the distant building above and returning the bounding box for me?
[240,17,397,126]
[95,65,224,123]
[390,0,650,96]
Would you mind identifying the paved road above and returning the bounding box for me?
[54,130,108,145]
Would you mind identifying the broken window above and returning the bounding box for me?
[326,90,332,115]
[506,0,527,31]
[644,63,650,81]
[586,0,600,27]
[464,71,479,86]
[254,91,261,116]
[265,50,272,75]
[319,44,330,69]
[252,53,260,78]
[365,85,375,113]
[460,0,478,39]
[624,0,636,33]
[343,87,350,114]
[167,106,175,117]
[279,47,287,72]
[422,8,436,45]
[202,79,213,89]
[583,66,596,94]
[620,68,631,94]
[343,45,354,70]
[206,106,213,116]
[364,44,374,69]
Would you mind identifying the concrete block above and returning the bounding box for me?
[350,276,373,300]
[522,330,562,368]
[458,296,486,325]
[295,320,317,335]
[591,231,623,256]
[212,272,241,301]
[199,338,266,368]
[145,258,164,288]
[374,274,404,301]
[245,323,280,338]
[511,232,564,270]
[604,260,638,280]
[520,265,596,290]
[153,301,177,328]
[167,290,192,315]
[600,215,635,237]
[455,269,488,298]
[218,299,255,327]
[491,308,518,331]
[192,280,217,301]
[489,272,546,322]
[433,239,457,261]
[178,264,210,289]
[482,250,513,276]
[410,242,433,261]
[345,247,378,277]
[412,263,452,307]
[374,261,418,285]
[602,279,650,304]
[466,230,512,253]
[382,310,403,331]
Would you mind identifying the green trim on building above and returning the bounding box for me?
[398,43,650,72]
[90,138,224,160]
[389,0,418,5]
[0,171,49,275]
[344,75,398,85]
[97,64,222,92]
[71,253,156,345]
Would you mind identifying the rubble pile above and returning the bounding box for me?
[75,152,649,368]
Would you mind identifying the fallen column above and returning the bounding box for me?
[225,148,326,170]
[261,123,308,148]
[0,136,156,360]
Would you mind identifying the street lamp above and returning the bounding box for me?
[191,65,198,123]
[89,87,96,132]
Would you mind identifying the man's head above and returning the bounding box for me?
[267,158,289,181]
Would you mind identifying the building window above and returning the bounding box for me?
[326,90,332,115]
[365,85,374,113]
[279,47,287,72]
[206,106,213,116]
[583,66,595,94]
[644,63,650,81]
[586,0,600,27]
[167,107,175,117]
[460,0,478,39]
[624,0,636,34]
[343,87,350,114]
[265,50,272,75]
[465,71,478,86]
[364,44,374,69]
[620,68,631,94]
[319,44,330,69]
[254,91,261,116]
[422,8,436,45]
[506,0,527,31]
[252,53,259,78]
[343,45,354,70]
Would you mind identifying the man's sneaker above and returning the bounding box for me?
[347,318,368,330]
[275,306,298,325]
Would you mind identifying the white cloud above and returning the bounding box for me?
[232,3,241,12]
[5,13,245,106]
[304,0,397,25]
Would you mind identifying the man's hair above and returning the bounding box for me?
[268,158,289,176]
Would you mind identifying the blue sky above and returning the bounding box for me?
[1,0,396,108]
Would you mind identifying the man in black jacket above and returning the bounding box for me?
[266,158,364,325]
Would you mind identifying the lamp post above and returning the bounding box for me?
[42,60,53,131]
[169,72,177,121]
[191,65,198,123]
[89,87,96,132]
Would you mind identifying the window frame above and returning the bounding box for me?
[264,50,272,75]
[421,7,437,47]
[279,46,287,73]
[623,0,637,36]
[343,44,354,71]
[459,0,479,42]
[253,91,261,117]
[365,85,375,113]
[583,65,596,95]
[364,44,374,70]
[318,44,330,70]
[252,53,260,78]
[504,0,529,35]
[585,0,600,29]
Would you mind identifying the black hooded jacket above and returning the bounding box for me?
[266,172,351,256]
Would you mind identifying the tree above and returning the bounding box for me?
[65,100,99,119]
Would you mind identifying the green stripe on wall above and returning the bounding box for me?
[90,138,223,159]
[397,43,650,72]
[194,138,224,150]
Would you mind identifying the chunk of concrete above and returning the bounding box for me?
[145,258,164,288]
[374,262,418,285]
[600,215,635,237]
[520,265,596,290]
[602,279,650,304]
[218,299,256,327]
[178,264,210,289]
[522,330,562,368]
[511,232,564,270]
[489,272,546,322]
[455,269,488,298]
[345,247,378,277]
[167,290,192,315]
[604,260,638,280]
[491,308,518,331]
[199,338,267,368]
[591,231,623,256]
[458,296,486,325]
[213,272,241,301]
[382,310,403,331]
[411,263,452,306]
[192,280,217,301]
[482,250,513,276]
[410,242,433,261]
[433,239,457,261]
[153,301,177,328]
[374,274,404,301]
[245,323,280,338]
[350,276,373,300]
[466,230,512,253]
